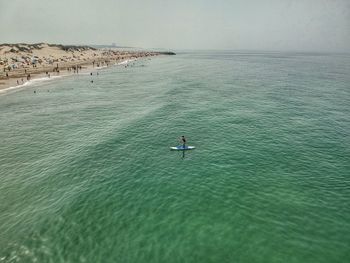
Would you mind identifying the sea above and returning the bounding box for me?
[0,51,349,263]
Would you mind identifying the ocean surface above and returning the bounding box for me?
[0,51,349,263]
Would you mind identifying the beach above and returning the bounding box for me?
[0,43,171,92]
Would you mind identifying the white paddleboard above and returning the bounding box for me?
[170,146,195,151]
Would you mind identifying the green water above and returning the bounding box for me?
[0,51,349,262]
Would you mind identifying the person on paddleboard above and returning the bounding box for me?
[181,135,186,148]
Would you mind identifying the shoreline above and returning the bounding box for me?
[0,58,130,94]
[0,43,175,94]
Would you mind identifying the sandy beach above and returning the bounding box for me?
[0,43,171,92]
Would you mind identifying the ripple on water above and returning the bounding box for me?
[1,52,350,262]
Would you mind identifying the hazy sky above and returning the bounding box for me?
[1,0,349,51]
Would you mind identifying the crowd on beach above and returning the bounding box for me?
[0,43,163,90]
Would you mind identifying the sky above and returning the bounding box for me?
[0,0,349,52]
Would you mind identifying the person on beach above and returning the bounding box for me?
[181,136,186,148]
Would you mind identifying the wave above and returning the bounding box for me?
[115,59,137,66]
[95,65,108,70]
[0,75,64,94]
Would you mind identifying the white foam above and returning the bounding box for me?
[96,65,108,70]
[0,75,64,94]
[115,58,137,66]
[0,81,30,93]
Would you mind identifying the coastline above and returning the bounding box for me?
[0,59,121,94]
[0,43,174,94]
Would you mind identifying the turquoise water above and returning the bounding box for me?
[0,51,349,262]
